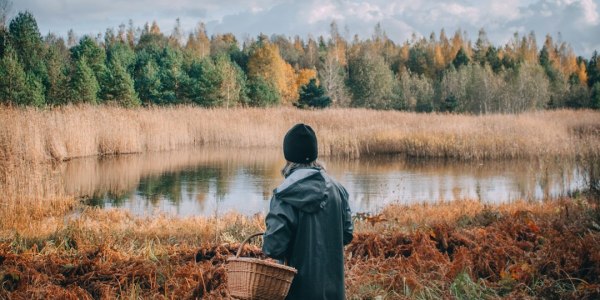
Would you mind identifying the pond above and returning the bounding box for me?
[54,147,585,217]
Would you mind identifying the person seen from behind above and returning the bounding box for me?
[263,123,354,300]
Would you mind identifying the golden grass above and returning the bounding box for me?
[0,197,566,256]
[0,161,78,234]
[355,199,563,233]
[1,106,599,163]
[0,192,573,259]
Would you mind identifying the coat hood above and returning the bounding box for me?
[274,168,330,213]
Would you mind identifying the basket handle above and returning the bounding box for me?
[235,232,264,258]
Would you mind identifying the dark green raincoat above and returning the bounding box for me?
[263,167,354,300]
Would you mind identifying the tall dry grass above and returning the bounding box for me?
[1,106,599,163]
[0,161,77,234]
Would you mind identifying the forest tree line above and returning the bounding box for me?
[0,11,599,113]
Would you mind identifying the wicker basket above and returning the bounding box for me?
[227,232,297,300]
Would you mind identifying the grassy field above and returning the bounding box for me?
[1,106,599,162]
[0,199,598,299]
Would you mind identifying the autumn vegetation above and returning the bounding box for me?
[2,5,600,300]
[0,106,599,298]
[1,191,599,298]
[0,11,599,112]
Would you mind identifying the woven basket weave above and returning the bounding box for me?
[227,233,297,300]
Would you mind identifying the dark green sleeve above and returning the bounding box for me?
[339,185,354,245]
[262,194,298,259]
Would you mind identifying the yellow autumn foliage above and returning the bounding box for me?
[247,42,319,104]
[247,42,300,104]
[577,61,588,86]
[296,68,318,89]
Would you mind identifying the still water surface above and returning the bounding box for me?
[55,148,584,216]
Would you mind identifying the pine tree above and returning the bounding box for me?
[136,60,161,105]
[296,78,331,109]
[102,57,140,107]
[8,11,44,74]
[0,50,45,106]
[183,57,221,107]
[247,76,279,107]
[484,46,502,73]
[44,42,69,105]
[70,35,107,84]
[69,57,99,104]
[0,50,27,105]
[158,46,186,104]
[588,51,599,88]
[106,41,135,71]
[407,43,432,76]
[0,26,8,58]
[23,72,44,106]
[452,47,470,69]
[591,82,600,109]
[539,45,556,80]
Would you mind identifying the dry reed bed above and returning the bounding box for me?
[1,106,599,163]
[1,199,599,299]
[0,161,77,233]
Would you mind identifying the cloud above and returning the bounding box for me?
[306,3,342,24]
[581,0,599,25]
[10,0,600,57]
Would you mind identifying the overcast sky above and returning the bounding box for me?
[11,0,600,57]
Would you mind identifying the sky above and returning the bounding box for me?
[11,0,600,57]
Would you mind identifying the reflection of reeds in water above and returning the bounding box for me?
[3,146,585,224]
[1,106,599,163]
[327,156,583,203]
[43,148,586,215]
[59,147,284,201]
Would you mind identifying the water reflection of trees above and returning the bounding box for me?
[59,147,282,210]
[45,148,585,215]
[86,191,132,208]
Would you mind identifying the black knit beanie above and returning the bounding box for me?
[283,123,318,163]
